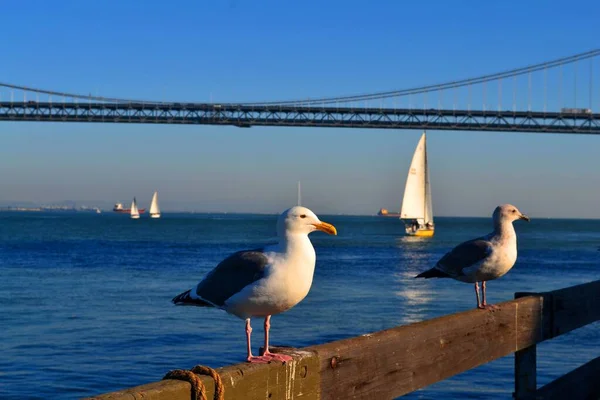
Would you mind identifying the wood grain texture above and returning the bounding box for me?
[86,348,320,400]
[308,296,544,399]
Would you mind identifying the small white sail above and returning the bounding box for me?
[400,133,427,224]
[297,181,302,206]
[149,191,161,218]
[130,197,140,219]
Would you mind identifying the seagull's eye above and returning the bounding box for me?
[300,214,307,219]
[512,209,516,213]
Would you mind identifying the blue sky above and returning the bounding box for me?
[1,0,599,217]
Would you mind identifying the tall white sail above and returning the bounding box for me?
[149,191,161,218]
[400,133,427,224]
[424,139,434,225]
[130,197,140,219]
[297,181,302,206]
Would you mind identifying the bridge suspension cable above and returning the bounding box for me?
[244,49,600,105]
[0,49,598,106]
[0,82,157,104]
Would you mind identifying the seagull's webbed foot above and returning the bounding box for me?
[247,355,273,364]
[263,350,293,363]
[260,315,294,363]
[479,303,500,311]
[247,352,293,364]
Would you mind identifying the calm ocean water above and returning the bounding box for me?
[0,211,598,399]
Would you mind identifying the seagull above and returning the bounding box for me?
[172,206,337,363]
[415,204,529,309]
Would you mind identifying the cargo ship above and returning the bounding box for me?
[113,202,145,214]
[377,208,401,217]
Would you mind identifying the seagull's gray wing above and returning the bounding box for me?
[193,249,270,307]
[435,238,493,278]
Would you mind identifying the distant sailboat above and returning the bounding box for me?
[149,191,161,219]
[400,132,434,237]
[297,181,302,206]
[130,197,140,219]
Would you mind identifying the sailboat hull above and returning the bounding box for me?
[150,213,161,218]
[402,220,435,237]
[408,229,434,237]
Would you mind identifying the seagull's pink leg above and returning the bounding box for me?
[245,318,271,364]
[262,315,293,363]
[475,282,484,309]
[263,315,270,352]
[481,281,499,311]
[482,281,487,306]
[246,318,252,357]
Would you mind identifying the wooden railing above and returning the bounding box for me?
[87,280,600,400]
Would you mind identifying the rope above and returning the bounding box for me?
[163,365,224,400]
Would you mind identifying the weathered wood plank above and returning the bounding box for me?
[86,280,600,400]
[86,348,320,400]
[308,296,544,399]
[86,380,191,400]
[548,280,600,338]
[534,355,600,400]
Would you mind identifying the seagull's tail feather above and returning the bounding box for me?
[415,267,450,279]
[172,289,213,307]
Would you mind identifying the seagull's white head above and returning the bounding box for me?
[277,206,337,237]
[493,204,530,224]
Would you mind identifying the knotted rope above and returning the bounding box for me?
[163,364,224,400]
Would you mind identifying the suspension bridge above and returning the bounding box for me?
[1,50,599,134]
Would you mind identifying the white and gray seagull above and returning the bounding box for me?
[172,206,337,363]
[416,204,529,309]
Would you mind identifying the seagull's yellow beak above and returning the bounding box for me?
[313,221,337,235]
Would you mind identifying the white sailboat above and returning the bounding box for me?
[297,181,302,206]
[130,197,140,219]
[149,191,161,219]
[400,132,434,237]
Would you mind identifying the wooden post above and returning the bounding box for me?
[514,344,536,399]
[513,292,539,400]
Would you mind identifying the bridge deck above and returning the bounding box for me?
[1,102,598,133]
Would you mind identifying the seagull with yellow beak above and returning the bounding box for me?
[173,206,337,363]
